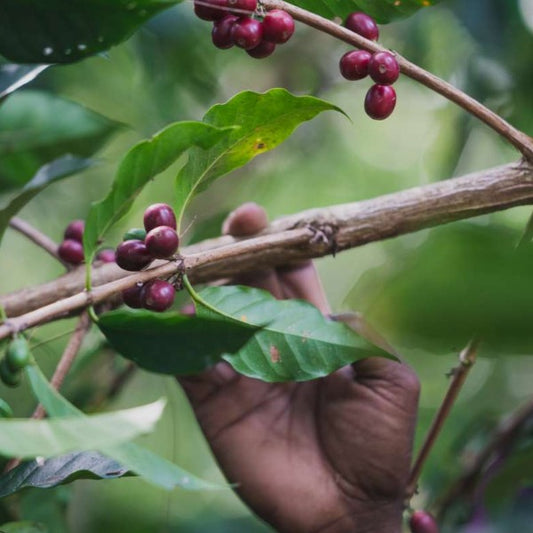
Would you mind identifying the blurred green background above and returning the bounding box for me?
[1,0,533,531]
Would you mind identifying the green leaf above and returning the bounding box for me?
[0,0,177,64]
[25,364,223,491]
[175,89,343,229]
[98,308,259,374]
[291,0,442,23]
[0,398,165,459]
[0,64,49,100]
[0,452,131,499]
[83,121,234,265]
[198,286,392,382]
[0,522,48,533]
[0,90,117,192]
[0,155,92,244]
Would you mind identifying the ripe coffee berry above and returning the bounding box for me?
[247,39,276,58]
[122,283,145,309]
[64,220,85,243]
[6,338,31,372]
[58,239,84,265]
[194,0,228,21]
[227,0,256,14]
[115,240,152,271]
[364,84,396,120]
[231,17,263,49]
[345,12,379,41]
[212,15,239,49]
[339,50,372,80]
[145,226,179,259]
[368,51,400,85]
[142,280,176,312]
[144,203,177,232]
[409,511,439,533]
[262,9,295,44]
[96,248,116,263]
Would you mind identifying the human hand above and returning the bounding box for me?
[178,203,420,533]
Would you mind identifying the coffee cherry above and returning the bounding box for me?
[142,280,176,312]
[145,226,179,259]
[364,84,396,120]
[212,15,239,49]
[58,239,84,265]
[0,358,21,388]
[96,248,116,263]
[227,0,256,14]
[122,283,145,309]
[6,337,31,372]
[409,511,439,533]
[368,51,400,85]
[231,17,263,50]
[0,398,13,418]
[262,9,295,44]
[194,0,228,21]
[339,50,372,80]
[143,203,177,232]
[247,39,276,58]
[123,228,147,242]
[345,12,379,41]
[115,240,152,271]
[64,220,85,243]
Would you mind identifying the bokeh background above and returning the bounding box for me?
[1,0,533,530]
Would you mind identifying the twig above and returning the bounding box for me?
[8,217,67,266]
[406,339,479,499]
[263,0,533,161]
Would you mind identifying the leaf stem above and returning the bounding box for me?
[264,0,533,161]
[405,338,479,500]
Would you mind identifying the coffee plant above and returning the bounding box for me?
[0,0,532,531]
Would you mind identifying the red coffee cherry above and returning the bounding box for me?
[64,220,85,243]
[409,511,439,533]
[262,9,295,44]
[231,17,263,49]
[142,280,176,312]
[115,240,152,271]
[96,248,116,263]
[364,84,397,120]
[246,39,276,58]
[145,226,179,259]
[122,283,144,309]
[368,51,400,85]
[345,12,379,41]
[58,239,84,265]
[339,50,372,80]
[143,203,177,232]
[194,0,228,21]
[212,15,239,49]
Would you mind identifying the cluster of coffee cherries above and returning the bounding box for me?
[339,12,400,120]
[57,220,116,266]
[193,0,295,59]
[409,510,439,533]
[0,337,30,388]
[116,203,180,313]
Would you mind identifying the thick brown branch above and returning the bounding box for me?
[0,160,532,338]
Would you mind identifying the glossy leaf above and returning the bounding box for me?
[0,64,49,100]
[0,0,177,64]
[0,91,117,192]
[0,399,165,459]
[0,451,131,499]
[98,308,259,374]
[198,286,392,382]
[0,522,48,533]
[175,89,343,229]
[0,156,92,243]
[83,121,233,265]
[25,364,223,490]
[292,0,442,23]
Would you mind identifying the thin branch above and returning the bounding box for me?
[0,160,532,338]
[263,0,533,161]
[9,217,66,266]
[406,339,479,500]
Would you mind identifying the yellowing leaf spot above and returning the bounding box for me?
[254,139,267,152]
[270,345,280,363]
[394,0,401,5]
[240,315,247,322]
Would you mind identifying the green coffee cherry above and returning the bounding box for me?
[6,337,31,372]
[0,398,13,418]
[0,358,21,388]
[123,228,147,242]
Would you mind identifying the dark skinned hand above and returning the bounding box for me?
[178,203,420,533]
